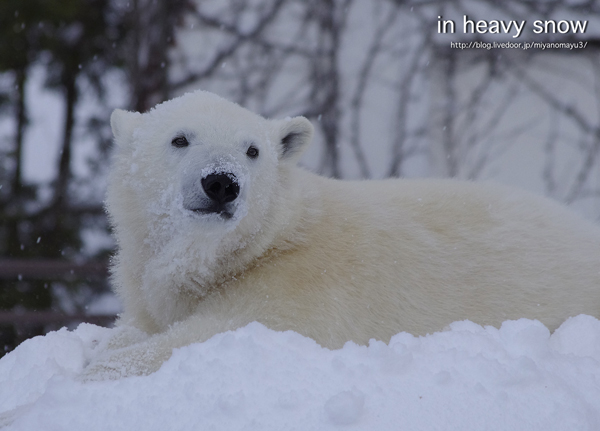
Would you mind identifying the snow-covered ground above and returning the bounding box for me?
[1,316,599,430]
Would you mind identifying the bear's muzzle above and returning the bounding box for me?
[183,172,240,219]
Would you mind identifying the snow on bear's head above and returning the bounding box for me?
[107,90,313,326]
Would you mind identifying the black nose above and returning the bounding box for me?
[201,173,240,204]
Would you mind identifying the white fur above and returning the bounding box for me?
[88,90,600,379]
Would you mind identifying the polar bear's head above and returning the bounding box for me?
[107,90,313,325]
[109,90,313,228]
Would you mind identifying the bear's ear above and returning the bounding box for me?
[110,109,143,146]
[276,116,314,162]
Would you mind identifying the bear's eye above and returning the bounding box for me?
[171,136,189,148]
[246,145,259,159]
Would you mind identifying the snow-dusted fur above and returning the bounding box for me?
[88,90,600,378]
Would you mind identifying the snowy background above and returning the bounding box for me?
[2,0,600,428]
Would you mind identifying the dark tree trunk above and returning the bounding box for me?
[311,0,345,179]
[54,70,77,210]
[6,67,28,255]
[12,67,27,195]
[130,0,187,112]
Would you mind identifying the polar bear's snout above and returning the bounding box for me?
[181,171,241,220]
[202,173,239,205]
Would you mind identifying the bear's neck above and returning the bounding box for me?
[198,169,322,289]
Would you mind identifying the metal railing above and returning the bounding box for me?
[0,258,117,329]
[0,259,109,280]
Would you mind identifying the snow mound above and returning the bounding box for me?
[1,316,600,430]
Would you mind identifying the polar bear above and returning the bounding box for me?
[88,89,600,378]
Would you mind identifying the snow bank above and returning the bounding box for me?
[1,316,600,430]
